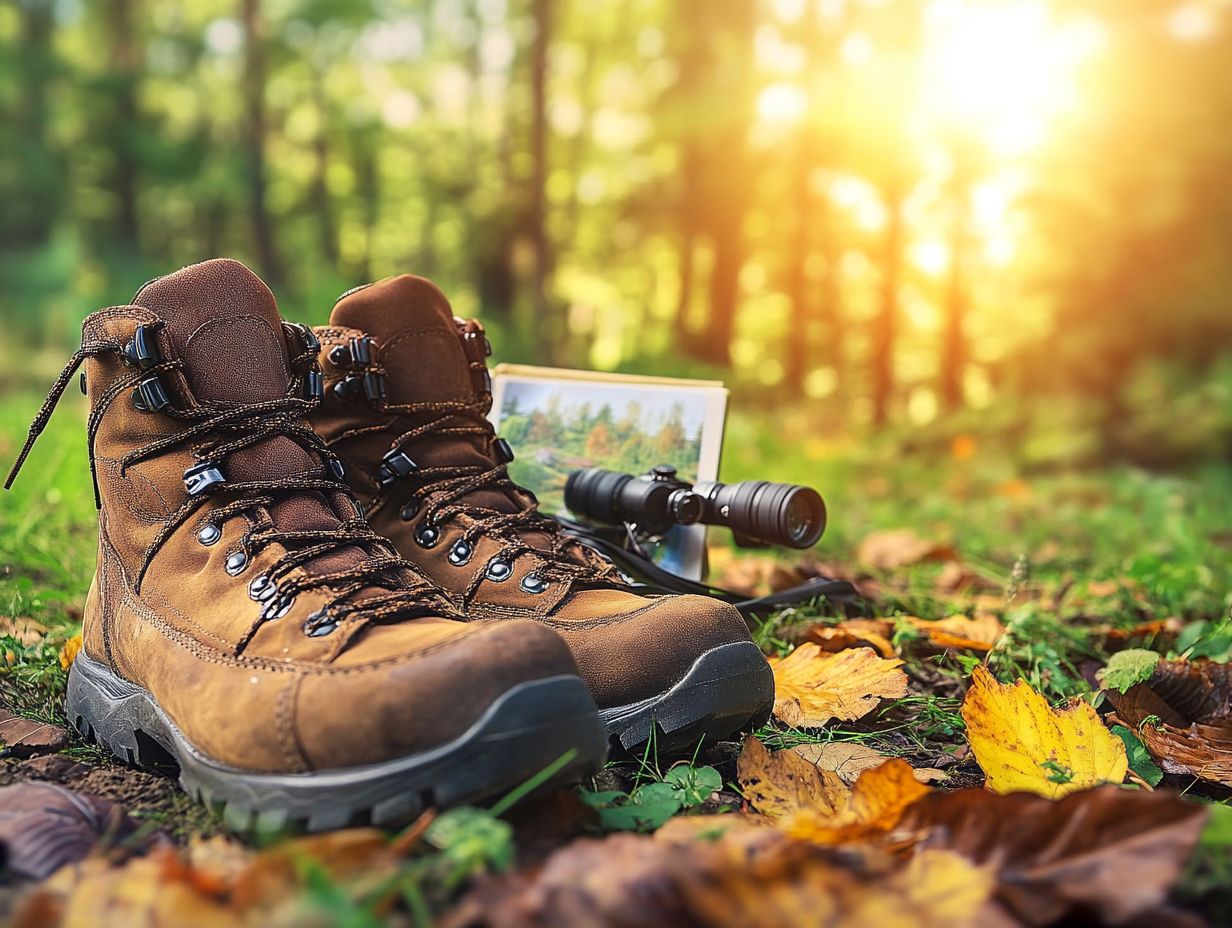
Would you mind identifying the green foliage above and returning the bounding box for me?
[579,763,721,832]
[425,807,515,888]
[1098,650,1161,694]
[1109,724,1164,787]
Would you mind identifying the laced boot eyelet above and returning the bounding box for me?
[197,523,221,546]
[520,575,549,595]
[225,550,249,576]
[304,610,339,637]
[132,375,170,412]
[248,575,277,602]
[485,559,513,582]
[448,540,474,566]
[264,593,295,620]
[415,524,441,548]
[400,498,421,521]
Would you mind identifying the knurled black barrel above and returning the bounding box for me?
[696,480,826,548]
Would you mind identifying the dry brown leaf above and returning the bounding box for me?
[1100,617,1182,654]
[1085,579,1122,598]
[0,615,49,646]
[1105,658,1232,785]
[857,529,955,570]
[905,613,1006,652]
[784,759,931,844]
[769,644,909,728]
[0,710,67,758]
[800,619,896,658]
[654,812,768,844]
[933,561,1002,595]
[736,736,847,818]
[444,831,996,928]
[793,741,945,785]
[892,785,1209,927]
[962,666,1127,798]
[0,782,146,882]
[12,826,404,928]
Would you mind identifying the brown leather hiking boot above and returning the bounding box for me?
[6,259,606,832]
[308,275,774,753]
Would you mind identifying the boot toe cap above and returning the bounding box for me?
[293,619,581,770]
[545,592,755,710]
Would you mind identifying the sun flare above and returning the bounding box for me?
[918,0,1105,155]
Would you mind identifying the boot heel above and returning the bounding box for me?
[65,653,172,769]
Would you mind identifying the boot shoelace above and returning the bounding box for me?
[7,330,454,646]
[361,396,622,603]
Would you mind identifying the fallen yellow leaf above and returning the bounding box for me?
[962,666,1128,798]
[736,736,848,818]
[905,614,1006,652]
[793,741,946,785]
[59,634,82,672]
[785,759,931,844]
[769,644,909,729]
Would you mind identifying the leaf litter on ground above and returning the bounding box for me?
[4,518,1228,926]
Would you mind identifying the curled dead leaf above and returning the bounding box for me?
[904,614,1006,652]
[0,782,146,882]
[799,619,896,658]
[784,759,931,845]
[793,741,946,785]
[736,736,848,819]
[0,709,67,758]
[892,785,1209,927]
[962,666,1128,798]
[444,831,996,928]
[1105,658,1232,786]
[12,826,406,928]
[769,644,909,729]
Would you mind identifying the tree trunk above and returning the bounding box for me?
[241,0,282,283]
[529,0,553,327]
[105,0,141,255]
[308,67,338,268]
[871,183,905,428]
[785,132,815,394]
[352,133,379,283]
[5,0,57,249]
[701,213,742,367]
[939,158,972,412]
[816,200,845,399]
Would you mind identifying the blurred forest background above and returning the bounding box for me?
[2,0,1231,470]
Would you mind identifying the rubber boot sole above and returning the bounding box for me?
[66,653,608,833]
[599,641,774,756]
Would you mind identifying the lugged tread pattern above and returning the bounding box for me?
[67,654,607,834]
[599,641,775,756]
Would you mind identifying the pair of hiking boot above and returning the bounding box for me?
[7,259,773,832]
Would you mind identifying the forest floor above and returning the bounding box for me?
[1,391,1230,926]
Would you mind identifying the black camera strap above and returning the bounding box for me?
[557,521,860,618]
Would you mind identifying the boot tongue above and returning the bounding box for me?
[330,275,528,520]
[136,259,357,572]
[331,275,474,406]
[134,258,292,406]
